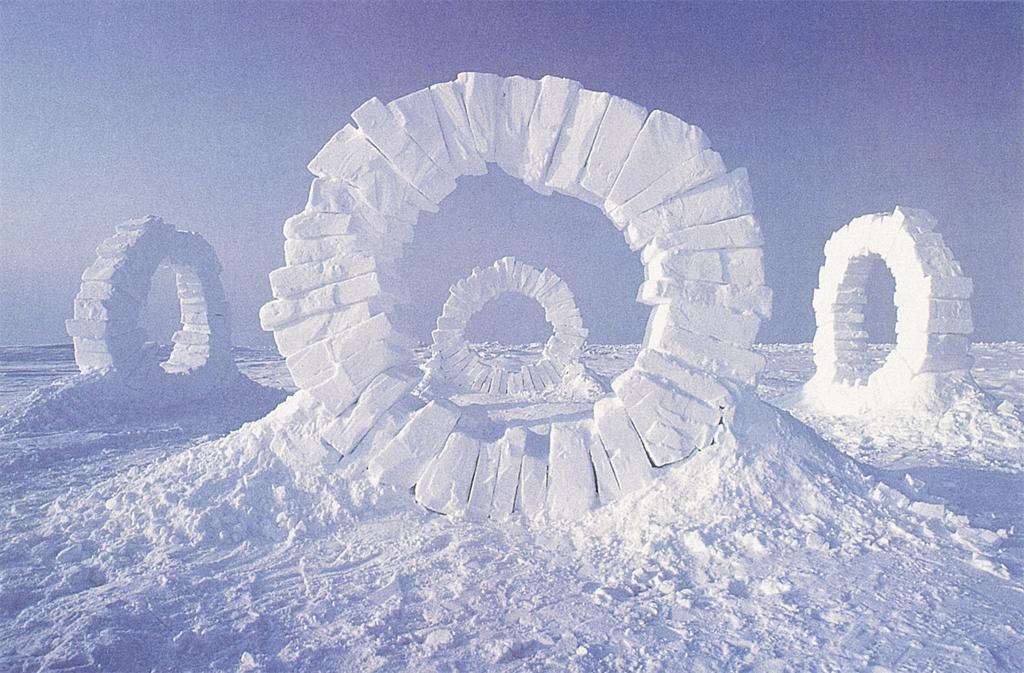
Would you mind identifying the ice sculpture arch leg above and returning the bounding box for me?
[260,73,772,519]
[67,216,239,404]
[803,206,974,412]
[430,257,586,395]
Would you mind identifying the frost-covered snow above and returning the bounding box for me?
[1,343,1022,671]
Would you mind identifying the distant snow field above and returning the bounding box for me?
[1,342,1022,671]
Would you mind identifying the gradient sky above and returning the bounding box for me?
[1,1,1021,347]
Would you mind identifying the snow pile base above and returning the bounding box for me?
[795,369,1024,472]
[0,368,285,436]
[5,385,1020,671]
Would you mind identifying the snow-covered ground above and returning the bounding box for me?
[1,343,1021,672]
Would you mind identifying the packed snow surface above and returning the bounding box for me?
[1,343,1022,671]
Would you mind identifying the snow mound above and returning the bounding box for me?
[19,387,1020,671]
[541,361,606,402]
[791,371,1024,471]
[42,391,414,553]
[0,369,286,436]
[45,386,1009,566]
[571,390,1012,592]
[6,344,1020,671]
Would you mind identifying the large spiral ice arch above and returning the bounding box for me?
[260,73,771,519]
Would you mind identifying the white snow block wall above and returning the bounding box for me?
[428,257,586,395]
[263,73,770,521]
[67,216,239,403]
[802,206,975,412]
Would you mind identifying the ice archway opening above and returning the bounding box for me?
[141,265,189,357]
[464,292,552,345]
[395,168,648,346]
[861,255,897,346]
[260,72,771,518]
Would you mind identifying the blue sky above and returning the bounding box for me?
[1,1,1021,346]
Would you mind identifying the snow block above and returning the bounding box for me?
[272,303,376,356]
[268,254,378,300]
[465,437,503,520]
[633,348,732,405]
[351,96,456,205]
[283,234,377,266]
[605,110,710,215]
[625,168,753,249]
[896,298,973,335]
[521,75,581,193]
[613,376,716,467]
[543,88,611,205]
[645,325,766,385]
[353,397,422,466]
[593,396,654,494]
[307,125,438,217]
[494,75,541,180]
[337,337,412,394]
[457,72,503,161]
[614,368,722,428]
[638,278,773,319]
[547,420,601,518]
[305,178,407,240]
[368,401,461,488]
[428,81,488,176]
[646,300,761,348]
[647,248,765,289]
[259,272,383,331]
[387,87,453,176]
[515,433,550,520]
[587,430,622,505]
[642,215,764,262]
[283,211,359,240]
[580,95,647,200]
[415,431,482,515]
[610,149,727,226]
[489,427,527,520]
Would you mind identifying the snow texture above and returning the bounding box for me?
[66,216,241,406]
[2,344,1021,671]
[802,206,978,414]
[261,73,768,519]
[428,257,586,396]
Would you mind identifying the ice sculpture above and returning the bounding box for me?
[260,73,771,518]
[802,206,974,412]
[429,257,585,395]
[67,216,238,403]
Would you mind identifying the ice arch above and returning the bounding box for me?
[430,257,586,395]
[260,73,772,518]
[67,216,238,401]
[803,207,974,411]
